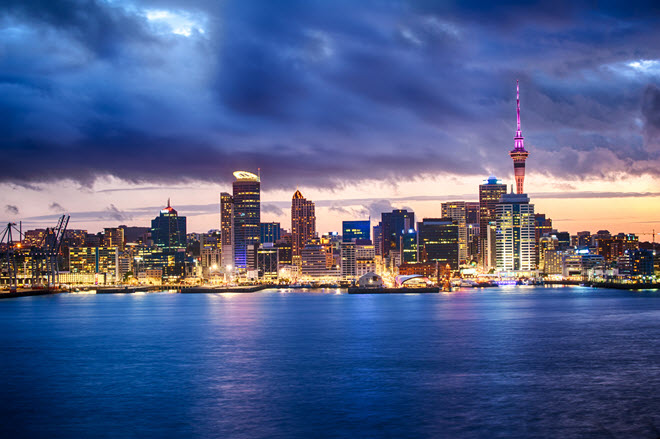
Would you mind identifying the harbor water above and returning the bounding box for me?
[1,286,659,438]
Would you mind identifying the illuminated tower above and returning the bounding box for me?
[232,171,260,270]
[220,192,234,269]
[291,190,316,265]
[510,80,529,194]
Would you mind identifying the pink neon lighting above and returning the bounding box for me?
[512,79,526,152]
[509,80,529,194]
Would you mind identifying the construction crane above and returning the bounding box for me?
[31,215,70,286]
[627,229,659,244]
[1,215,69,291]
[0,222,22,291]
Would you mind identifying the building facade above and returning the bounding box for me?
[291,190,316,265]
[151,200,186,249]
[342,220,370,243]
[417,218,459,270]
[260,222,281,244]
[220,192,234,270]
[495,193,535,272]
[479,176,507,268]
[441,201,468,264]
[232,171,261,270]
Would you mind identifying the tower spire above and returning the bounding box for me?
[509,80,529,194]
[516,79,521,138]
[167,197,171,208]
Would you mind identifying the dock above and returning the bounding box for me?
[0,289,59,299]
[348,287,439,294]
[179,285,273,293]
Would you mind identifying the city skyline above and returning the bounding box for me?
[2,1,660,237]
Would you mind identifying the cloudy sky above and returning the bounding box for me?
[2,0,660,237]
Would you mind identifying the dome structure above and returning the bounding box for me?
[357,272,384,288]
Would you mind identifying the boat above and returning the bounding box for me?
[287,283,313,289]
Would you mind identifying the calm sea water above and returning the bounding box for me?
[1,286,660,438]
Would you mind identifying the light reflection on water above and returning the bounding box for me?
[1,286,659,438]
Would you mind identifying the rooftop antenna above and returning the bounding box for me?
[167,197,171,208]
[516,79,521,137]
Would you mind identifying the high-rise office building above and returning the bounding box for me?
[232,171,261,270]
[479,176,507,267]
[151,199,186,249]
[355,241,376,277]
[510,80,530,194]
[340,242,356,280]
[291,190,316,265]
[103,227,125,250]
[417,218,459,270]
[576,231,592,247]
[220,192,234,269]
[466,202,480,225]
[496,192,535,272]
[373,224,383,256]
[400,229,418,263]
[260,222,281,244]
[381,210,415,258]
[441,201,468,264]
[342,220,370,243]
[534,213,553,266]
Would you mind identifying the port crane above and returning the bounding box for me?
[1,215,69,291]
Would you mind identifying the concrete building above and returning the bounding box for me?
[256,243,279,281]
[340,242,356,281]
[69,246,119,283]
[103,227,125,251]
[355,241,376,278]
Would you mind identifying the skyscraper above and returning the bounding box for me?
[151,199,186,249]
[291,190,316,265]
[417,218,459,270]
[232,171,260,270]
[441,201,468,264]
[373,223,383,256]
[466,202,480,225]
[342,220,370,243]
[220,192,234,269]
[381,210,415,258]
[479,176,507,268]
[260,222,281,244]
[496,192,535,272]
[510,80,530,194]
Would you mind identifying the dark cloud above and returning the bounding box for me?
[0,0,659,189]
[261,203,284,216]
[642,84,660,153]
[1,0,156,58]
[104,204,132,222]
[5,205,19,215]
[49,202,66,212]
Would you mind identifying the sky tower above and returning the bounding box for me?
[510,80,529,194]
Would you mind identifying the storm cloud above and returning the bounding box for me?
[1,0,659,189]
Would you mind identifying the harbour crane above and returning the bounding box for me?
[1,215,69,291]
